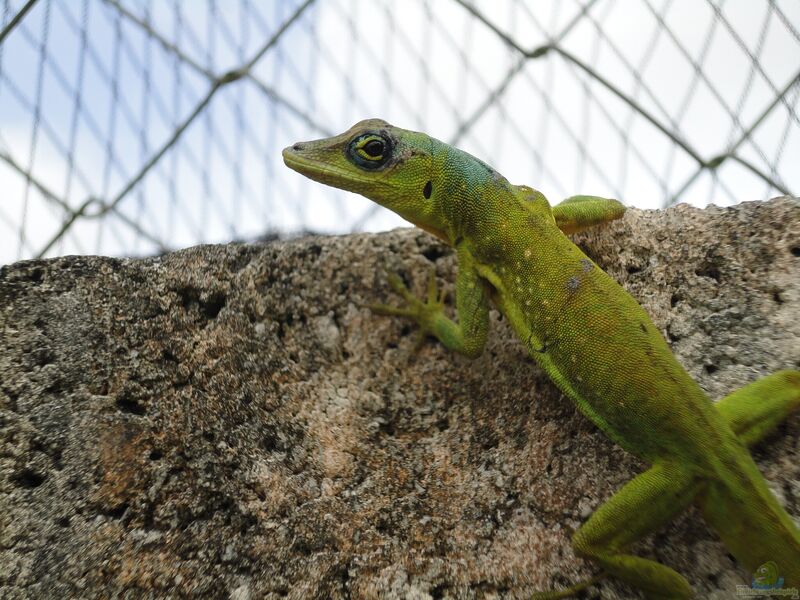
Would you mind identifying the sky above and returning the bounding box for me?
[0,0,798,263]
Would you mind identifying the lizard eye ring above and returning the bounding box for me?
[348,133,392,170]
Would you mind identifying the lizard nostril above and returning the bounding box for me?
[292,143,304,151]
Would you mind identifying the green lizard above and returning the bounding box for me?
[283,119,800,598]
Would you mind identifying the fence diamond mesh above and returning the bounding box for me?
[1,0,798,264]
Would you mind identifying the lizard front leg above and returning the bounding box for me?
[367,244,490,359]
[552,195,625,234]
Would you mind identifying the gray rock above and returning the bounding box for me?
[0,197,798,599]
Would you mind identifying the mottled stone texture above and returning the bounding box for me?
[1,198,798,600]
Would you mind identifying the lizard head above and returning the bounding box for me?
[283,119,451,243]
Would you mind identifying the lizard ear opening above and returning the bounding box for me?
[423,181,432,199]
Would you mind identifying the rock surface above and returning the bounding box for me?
[1,197,799,600]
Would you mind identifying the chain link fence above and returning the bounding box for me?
[1,0,798,264]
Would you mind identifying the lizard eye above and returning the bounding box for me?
[362,139,384,157]
[348,133,392,169]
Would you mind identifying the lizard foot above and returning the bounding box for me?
[364,268,447,349]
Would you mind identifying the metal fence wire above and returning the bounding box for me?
[1,0,798,263]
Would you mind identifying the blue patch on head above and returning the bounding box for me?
[567,276,580,291]
[580,259,593,272]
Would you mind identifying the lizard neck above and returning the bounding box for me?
[430,141,519,244]
[460,182,567,278]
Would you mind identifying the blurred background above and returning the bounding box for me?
[0,0,798,264]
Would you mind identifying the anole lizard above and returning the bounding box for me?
[283,119,800,598]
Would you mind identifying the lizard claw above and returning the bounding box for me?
[426,268,439,303]
[366,268,447,349]
[386,271,416,303]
